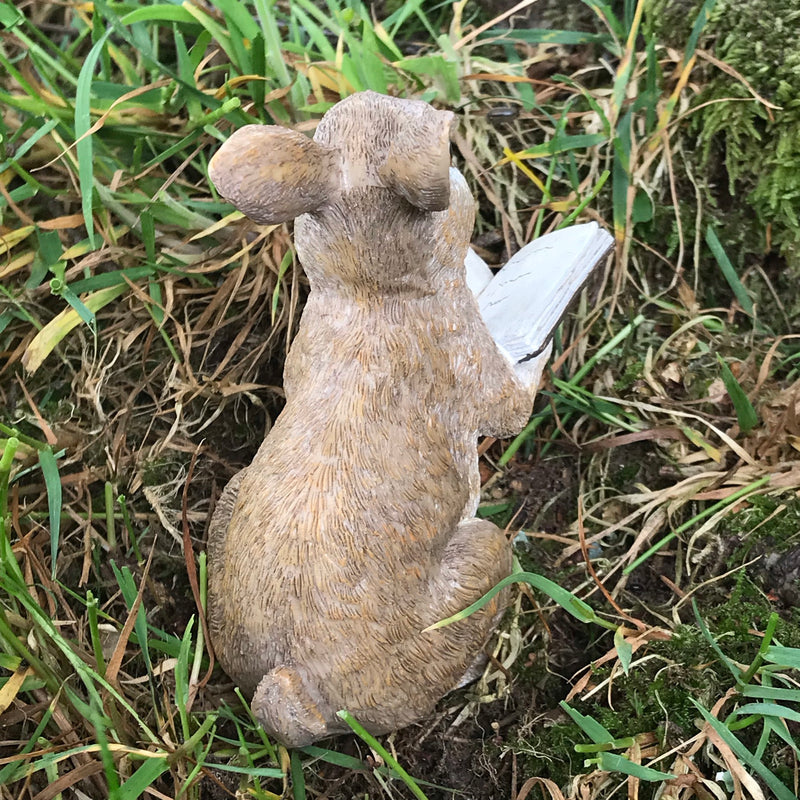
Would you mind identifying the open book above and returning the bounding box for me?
[465,222,614,389]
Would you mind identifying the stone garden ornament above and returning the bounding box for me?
[207,91,613,747]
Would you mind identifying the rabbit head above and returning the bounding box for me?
[209,91,456,222]
[209,91,471,295]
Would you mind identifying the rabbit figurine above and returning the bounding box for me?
[206,91,610,747]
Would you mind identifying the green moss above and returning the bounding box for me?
[611,460,640,488]
[586,626,723,737]
[612,360,644,393]
[140,455,185,487]
[512,721,583,790]
[513,560,800,789]
[727,493,800,553]
[647,0,800,314]
[512,645,713,794]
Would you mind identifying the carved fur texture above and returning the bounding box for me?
[207,92,535,747]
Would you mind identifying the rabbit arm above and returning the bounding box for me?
[463,317,538,439]
[470,223,614,436]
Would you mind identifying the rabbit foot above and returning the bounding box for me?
[251,665,337,748]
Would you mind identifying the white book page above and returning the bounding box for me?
[477,222,613,363]
[464,247,493,296]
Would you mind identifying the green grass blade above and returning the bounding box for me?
[740,612,779,684]
[173,24,203,123]
[290,5,337,61]
[0,118,59,173]
[58,285,98,335]
[0,2,24,27]
[691,599,742,683]
[706,225,754,315]
[110,563,154,676]
[423,571,615,632]
[86,590,106,676]
[742,685,800,702]
[596,752,674,781]
[174,616,194,740]
[385,0,436,40]
[118,4,198,25]
[37,447,62,579]
[516,132,608,159]
[68,267,153,293]
[298,746,368,770]
[208,0,260,41]
[336,711,429,800]
[0,436,19,524]
[692,701,796,800]
[614,626,633,674]
[583,0,626,39]
[290,750,306,800]
[684,0,718,62]
[764,646,800,669]
[394,56,460,103]
[113,756,169,800]
[763,716,800,757]
[610,4,642,117]
[204,763,284,779]
[359,22,388,93]
[178,3,237,65]
[75,33,112,247]
[254,0,307,114]
[90,706,120,795]
[558,169,610,228]
[612,111,632,242]
[559,702,614,745]
[716,356,758,433]
[732,703,800,724]
[478,28,612,46]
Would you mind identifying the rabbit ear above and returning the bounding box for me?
[378,109,454,212]
[209,125,340,224]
